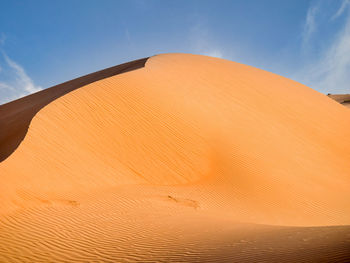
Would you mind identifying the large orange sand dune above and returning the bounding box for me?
[0,53,349,262]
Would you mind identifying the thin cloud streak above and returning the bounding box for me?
[3,53,42,94]
[203,50,223,59]
[331,0,350,20]
[295,1,350,93]
[302,4,319,47]
[0,52,42,104]
[189,17,225,59]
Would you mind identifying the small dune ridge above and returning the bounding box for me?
[328,93,350,108]
[0,53,349,262]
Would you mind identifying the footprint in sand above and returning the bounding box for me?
[166,195,199,209]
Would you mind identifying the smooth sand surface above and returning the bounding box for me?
[0,53,349,262]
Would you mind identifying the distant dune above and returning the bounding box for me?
[328,94,350,108]
[0,54,349,262]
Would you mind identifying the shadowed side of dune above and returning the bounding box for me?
[0,57,148,162]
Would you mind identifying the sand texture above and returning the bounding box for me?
[0,53,349,262]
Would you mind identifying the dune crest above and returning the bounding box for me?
[1,53,350,262]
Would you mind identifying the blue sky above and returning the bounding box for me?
[0,0,350,104]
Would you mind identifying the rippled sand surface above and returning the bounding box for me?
[1,54,349,262]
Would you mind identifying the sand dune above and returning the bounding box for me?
[328,94,350,108]
[0,53,349,262]
[0,57,147,163]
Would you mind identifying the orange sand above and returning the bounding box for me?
[0,54,349,262]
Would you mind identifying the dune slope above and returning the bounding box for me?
[0,57,147,162]
[0,53,349,262]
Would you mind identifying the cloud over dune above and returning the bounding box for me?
[0,51,41,105]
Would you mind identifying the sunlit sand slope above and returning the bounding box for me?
[0,57,147,162]
[0,53,349,262]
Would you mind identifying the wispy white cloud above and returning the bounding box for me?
[189,17,225,59]
[331,0,350,20]
[0,81,17,103]
[0,51,42,104]
[203,50,223,59]
[302,4,319,47]
[2,53,42,94]
[295,1,350,93]
[125,29,131,45]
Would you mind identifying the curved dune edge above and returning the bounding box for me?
[1,53,350,262]
[0,57,148,162]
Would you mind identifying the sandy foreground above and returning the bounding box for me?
[0,53,349,262]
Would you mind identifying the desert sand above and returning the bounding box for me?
[0,53,349,262]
